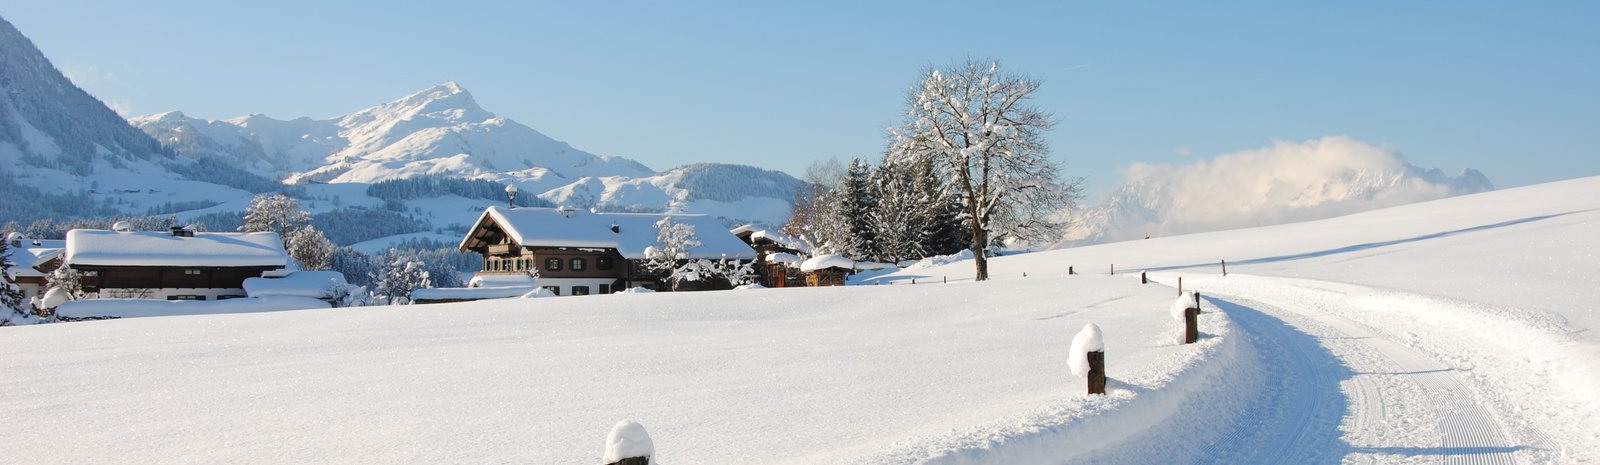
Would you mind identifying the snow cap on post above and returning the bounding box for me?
[1171,291,1196,324]
[603,420,655,464]
[1069,323,1105,377]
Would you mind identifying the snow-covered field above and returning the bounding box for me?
[2,175,1596,464]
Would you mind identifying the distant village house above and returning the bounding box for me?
[64,227,290,301]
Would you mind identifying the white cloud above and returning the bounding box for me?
[1068,136,1491,244]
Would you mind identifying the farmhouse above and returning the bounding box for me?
[65,227,289,301]
[3,233,64,309]
[458,206,756,295]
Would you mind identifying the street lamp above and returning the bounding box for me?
[505,183,518,207]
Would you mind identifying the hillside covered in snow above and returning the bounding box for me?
[3,167,1594,463]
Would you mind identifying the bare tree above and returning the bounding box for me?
[891,59,1080,281]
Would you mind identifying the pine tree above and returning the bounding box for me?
[0,240,30,325]
[838,157,878,259]
[870,154,929,263]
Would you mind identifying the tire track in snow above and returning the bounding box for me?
[1200,279,1528,464]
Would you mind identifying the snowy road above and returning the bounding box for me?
[1192,276,1554,464]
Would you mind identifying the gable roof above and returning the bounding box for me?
[65,229,289,268]
[460,206,756,260]
[3,239,64,279]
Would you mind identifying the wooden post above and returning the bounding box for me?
[1184,307,1200,344]
[1087,351,1106,394]
[911,278,916,284]
[607,458,648,465]
[1110,264,1115,275]
[1140,271,1147,284]
[1023,271,1028,278]
[1193,291,1202,314]
[1068,266,1075,275]
[1222,260,1227,276]
[1178,277,1183,295]
[943,276,947,284]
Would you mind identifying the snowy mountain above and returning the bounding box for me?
[131,83,799,226]
[0,16,170,174]
[1066,136,1494,245]
[133,82,654,185]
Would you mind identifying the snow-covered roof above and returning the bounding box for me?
[800,254,857,272]
[469,274,536,288]
[461,206,755,260]
[243,271,349,299]
[765,252,803,265]
[65,229,289,268]
[3,239,63,279]
[731,225,811,254]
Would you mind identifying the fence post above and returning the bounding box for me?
[1178,277,1183,295]
[943,276,947,284]
[1193,291,1202,314]
[912,278,916,284]
[603,420,654,465]
[1068,266,1075,275]
[1072,323,1107,395]
[1221,260,1227,276]
[1087,351,1106,394]
[1184,306,1200,344]
[1110,264,1115,275]
[1140,271,1147,284]
[1023,271,1028,278]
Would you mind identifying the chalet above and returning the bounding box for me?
[65,227,289,301]
[458,206,757,295]
[3,233,64,310]
[730,225,810,288]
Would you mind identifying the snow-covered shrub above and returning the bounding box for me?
[370,249,432,305]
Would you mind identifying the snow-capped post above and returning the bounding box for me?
[1173,292,1200,344]
[1070,323,1107,395]
[504,183,517,207]
[1140,271,1147,284]
[603,420,654,465]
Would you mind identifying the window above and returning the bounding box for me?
[598,284,611,294]
[184,269,202,275]
[570,258,586,271]
[572,286,590,296]
[167,295,205,301]
[597,257,614,270]
[544,286,561,296]
[544,257,563,271]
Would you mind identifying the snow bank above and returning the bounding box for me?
[901,250,975,272]
[469,274,536,288]
[733,283,766,290]
[602,420,655,463]
[520,287,557,298]
[614,287,655,294]
[1068,323,1105,377]
[54,296,329,320]
[410,286,537,301]
[243,271,348,299]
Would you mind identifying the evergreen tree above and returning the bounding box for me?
[838,157,878,259]
[0,240,29,325]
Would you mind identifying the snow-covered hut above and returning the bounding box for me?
[799,254,855,287]
[458,206,756,295]
[730,225,810,288]
[65,228,289,301]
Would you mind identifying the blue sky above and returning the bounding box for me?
[3,1,1596,196]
